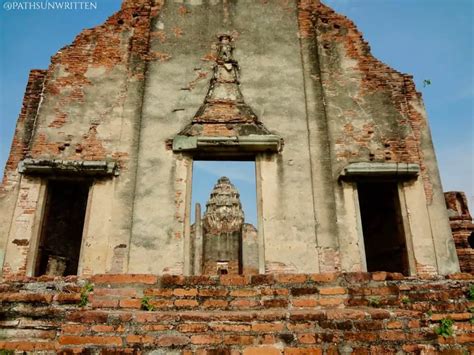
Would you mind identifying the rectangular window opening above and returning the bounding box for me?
[358,182,409,275]
[190,160,258,276]
[34,179,90,276]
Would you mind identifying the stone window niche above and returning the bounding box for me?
[341,162,420,275]
[34,179,91,276]
[190,160,259,276]
[357,181,409,275]
[12,158,119,277]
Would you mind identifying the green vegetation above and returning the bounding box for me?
[468,285,474,301]
[79,282,94,307]
[434,318,454,338]
[367,296,381,307]
[140,296,155,311]
[401,296,411,305]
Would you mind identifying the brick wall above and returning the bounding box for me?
[445,192,474,273]
[0,272,472,353]
[1,70,46,192]
[298,1,436,202]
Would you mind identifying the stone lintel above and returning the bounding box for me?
[18,158,119,176]
[341,162,420,179]
[172,135,282,153]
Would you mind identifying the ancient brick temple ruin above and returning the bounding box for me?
[0,0,472,353]
[197,176,259,276]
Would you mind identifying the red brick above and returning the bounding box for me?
[150,299,174,309]
[0,293,53,303]
[143,288,174,297]
[230,299,259,308]
[430,313,471,321]
[261,288,289,296]
[224,335,255,345]
[94,288,139,297]
[156,335,190,346]
[260,334,277,344]
[289,310,326,321]
[344,331,377,342]
[67,311,108,323]
[326,309,365,320]
[310,273,339,283]
[126,334,154,344]
[344,273,371,283]
[62,324,87,334]
[318,297,345,307]
[379,331,406,341]
[220,275,249,286]
[177,323,209,332]
[203,299,229,308]
[386,272,405,280]
[141,324,172,331]
[371,271,388,281]
[91,325,114,332]
[457,333,474,343]
[292,298,318,308]
[173,288,198,297]
[160,275,186,286]
[198,288,229,297]
[263,299,289,308]
[119,298,141,309]
[319,286,346,295]
[54,293,81,303]
[210,323,251,332]
[287,322,313,331]
[230,289,259,297]
[284,348,322,355]
[251,274,275,285]
[386,321,403,329]
[446,273,473,280]
[190,334,222,345]
[174,299,199,308]
[274,274,307,284]
[59,335,122,346]
[91,274,158,285]
[91,298,119,308]
[290,287,319,296]
[243,347,281,355]
[298,333,316,344]
[0,341,56,351]
[252,322,285,332]
[135,312,177,323]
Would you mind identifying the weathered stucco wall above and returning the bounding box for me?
[0,0,461,277]
[0,0,163,277]
[297,1,459,275]
[131,0,320,274]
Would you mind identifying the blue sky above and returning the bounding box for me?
[1,0,472,220]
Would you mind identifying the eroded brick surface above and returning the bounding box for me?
[0,273,472,353]
[445,192,474,273]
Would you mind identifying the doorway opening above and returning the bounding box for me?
[357,182,409,275]
[190,160,258,275]
[34,179,90,276]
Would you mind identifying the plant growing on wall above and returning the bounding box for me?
[434,318,454,338]
[468,285,474,301]
[367,296,381,307]
[141,296,155,311]
[79,282,94,307]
